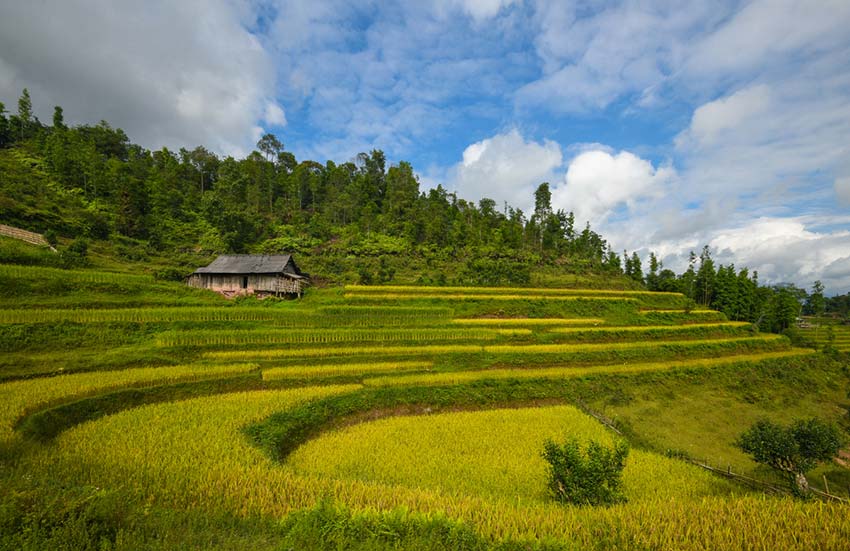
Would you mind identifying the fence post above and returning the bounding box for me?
[822,475,830,496]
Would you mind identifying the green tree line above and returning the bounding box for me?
[0,90,626,285]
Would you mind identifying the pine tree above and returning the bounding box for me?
[17,88,33,140]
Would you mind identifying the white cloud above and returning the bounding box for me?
[676,85,771,149]
[836,177,850,206]
[517,2,722,113]
[552,149,675,227]
[707,217,850,293]
[0,1,276,155]
[685,0,850,78]
[435,0,519,21]
[263,102,287,127]
[450,129,563,212]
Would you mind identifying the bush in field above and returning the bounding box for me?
[153,266,189,282]
[60,237,89,268]
[736,418,843,496]
[542,437,629,506]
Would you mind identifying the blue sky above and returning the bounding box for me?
[1,1,849,292]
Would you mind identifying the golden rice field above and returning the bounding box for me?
[22,389,849,549]
[203,334,788,361]
[345,292,639,301]
[0,363,258,442]
[262,360,433,380]
[362,349,815,387]
[286,405,738,504]
[345,284,681,296]
[452,317,605,326]
[4,273,847,549]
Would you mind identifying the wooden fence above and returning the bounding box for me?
[688,457,849,503]
[0,224,55,250]
[579,399,849,504]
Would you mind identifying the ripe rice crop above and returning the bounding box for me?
[316,306,454,326]
[0,363,258,441]
[345,293,638,302]
[262,361,432,380]
[26,387,850,548]
[639,308,717,314]
[496,328,533,336]
[362,350,815,387]
[157,328,497,348]
[204,335,789,361]
[0,307,305,324]
[286,405,735,504]
[345,284,682,297]
[548,322,748,333]
[452,317,605,326]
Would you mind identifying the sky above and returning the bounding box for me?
[1,0,849,293]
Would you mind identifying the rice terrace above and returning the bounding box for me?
[2,259,849,550]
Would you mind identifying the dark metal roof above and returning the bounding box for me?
[194,254,300,275]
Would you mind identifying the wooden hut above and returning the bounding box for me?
[187,254,307,298]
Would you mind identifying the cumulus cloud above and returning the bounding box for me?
[707,217,850,292]
[0,1,276,155]
[675,85,771,149]
[263,102,287,127]
[551,149,675,227]
[450,129,563,212]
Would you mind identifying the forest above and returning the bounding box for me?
[1,89,846,334]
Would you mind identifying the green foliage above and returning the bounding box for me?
[0,484,128,551]
[542,437,629,506]
[279,500,490,551]
[460,257,531,286]
[59,237,89,268]
[736,418,843,494]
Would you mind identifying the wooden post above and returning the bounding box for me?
[822,475,830,495]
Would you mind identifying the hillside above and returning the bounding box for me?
[1,260,848,550]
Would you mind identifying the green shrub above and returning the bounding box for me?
[736,418,843,495]
[153,266,189,282]
[542,437,629,506]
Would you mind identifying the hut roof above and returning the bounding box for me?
[194,254,304,276]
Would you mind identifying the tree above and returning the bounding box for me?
[256,133,283,163]
[629,252,643,285]
[737,418,843,495]
[53,105,66,130]
[646,252,660,290]
[694,245,715,305]
[0,101,11,148]
[17,88,33,140]
[804,280,826,317]
[542,437,629,506]
[533,182,552,219]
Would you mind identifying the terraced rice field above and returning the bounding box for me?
[799,318,850,351]
[2,269,846,549]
